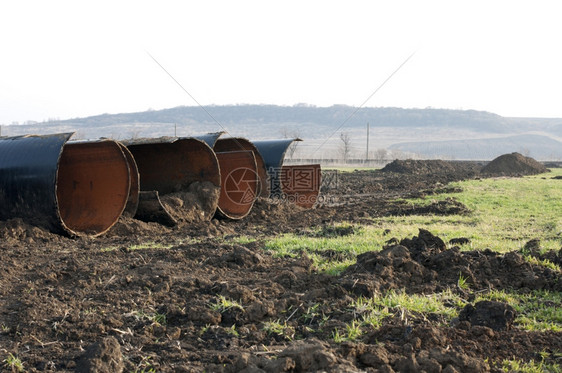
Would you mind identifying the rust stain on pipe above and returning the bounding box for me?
[56,140,131,236]
[250,139,321,208]
[118,143,140,217]
[280,164,322,208]
[214,138,269,197]
[215,151,258,220]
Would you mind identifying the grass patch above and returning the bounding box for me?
[500,357,560,373]
[210,295,244,313]
[332,289,465,343]
[262,319,295,340]
[2,353,24,372]
[265,170,562,274]
[384,169,562,252]
[523,255,561,272]
[128,310,167,325]
[332,320,363,342]
[370,289,463,320]
[226,235,258,245]
[264,223,377,274]
[351,290,464,326]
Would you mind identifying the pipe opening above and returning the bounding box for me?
[214,138,269,197]
[216,150,258,219]
[56,141,130,236]
[127,138,221,221]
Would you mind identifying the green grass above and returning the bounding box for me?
[2,353,24,372]
[209,295,244,313]
[264,171,562,273]
[129,310,167,325]
[332,320,363,342]
[260,170,562,362]
[226,235,258,245]
[262,319,295,340]
[369,289,463,320]
[500,357,560,373]
[263,223,376,274]
[385,169,562,252]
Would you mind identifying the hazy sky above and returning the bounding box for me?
[1,1,561,124]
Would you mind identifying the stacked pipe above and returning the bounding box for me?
[0,132,321,236]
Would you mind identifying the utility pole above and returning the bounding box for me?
[174,123,177,137]
[365,122,370,162]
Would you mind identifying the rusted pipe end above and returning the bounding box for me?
[214,138,269,197]
[56,140,131,236]
[280,164,322,208]
[0,133,132,237]
[127,137,221,221]
[250,139,321,208]
[215,151,258,220]
[118,143,140,217]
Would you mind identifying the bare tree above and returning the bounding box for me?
[374,148,388,163]
[339,132,352,163]
[280,126,301,159]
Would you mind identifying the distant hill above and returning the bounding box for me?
[2,105,562,160]
[389,134,562,160]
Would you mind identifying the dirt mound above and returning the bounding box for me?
[76,337,124,373]
[458,301,517,331]
[343,228,561,295]
[381,159,458,174]
[0,218,63,245]
[105,216,172,238]
[160,181,221,222]
[481,152,548,176]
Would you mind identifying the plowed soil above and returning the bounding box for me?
[0,160,560,372]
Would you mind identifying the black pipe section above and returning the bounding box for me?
[0,133,131,236]
[193,132,224,148]
[251,139,301,197]
[251,139,321,208]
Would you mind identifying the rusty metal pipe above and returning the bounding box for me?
[125,137,221,222]
[214,137,269,197]
[118,143,140,217]
[280,164,322,209]
[215,150,258,219]
[251,139,321,208]
[56,140,131,235]
[0,133,131,236]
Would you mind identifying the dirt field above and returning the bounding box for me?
[0,156,560,372]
